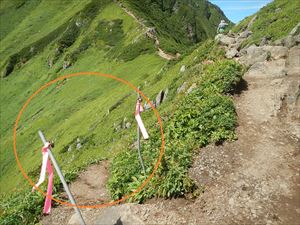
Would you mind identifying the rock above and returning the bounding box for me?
[177,82,187,93]
[76,142,82,150]
[155,90,166,106]
[245,59,287,79]
[260,37,271,46]
[262,46,288,60]
[239,45,268,66]
[294,34,300,45]
[125,122,131,129]
[94,204,145,225]
[282,35,296,48]
[226,48,238,59]
[239,30,252,39]
[67,146,72,152]
[289,22,300,36]
[180,65,186,73]
[286,46,300,76]
[63,60,71,69]
[48,58,54,68]
[215,34,236,46]
[186,83,197,94]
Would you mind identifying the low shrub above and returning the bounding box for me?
[94,19,124,47]
[200,60,244,94]
[0,189,44,225]
[169,90,237,146]
[118,37,156,62]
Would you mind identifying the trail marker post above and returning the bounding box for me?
[38,130,86,225]
[136,90,146,175]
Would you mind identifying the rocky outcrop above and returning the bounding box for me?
[215,34,236,46]
[220,22,300,139]
[245,59,287,79]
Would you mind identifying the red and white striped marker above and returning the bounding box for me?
[32,142,54,214]
[135,98,149,139]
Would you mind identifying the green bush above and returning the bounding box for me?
[94,19,124,47]
[200,60,243,94]
[0,189,44,225]
[118,38,156,61]
[169,90,237,146]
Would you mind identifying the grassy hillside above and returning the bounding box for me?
[0,0,239,224]
[121,0,230,53]
[232,0,300,46]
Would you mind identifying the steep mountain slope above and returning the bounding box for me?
[120,0,230,53]
[2,0,298,224]
[0,0,231,223]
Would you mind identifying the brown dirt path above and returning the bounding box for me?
[41,161,110,225]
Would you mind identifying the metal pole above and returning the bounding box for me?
[38,131,86,225]
[137,90,146,175]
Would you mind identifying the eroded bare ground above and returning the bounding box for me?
[41,161,110,225]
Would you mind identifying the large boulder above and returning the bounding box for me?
[245,59,287,79]
[215,34,236,46]
[262,46,288,60]
[239,45,268,66]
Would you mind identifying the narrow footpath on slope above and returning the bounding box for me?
[41,24,300,225]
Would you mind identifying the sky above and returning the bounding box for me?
[210,0,273,23]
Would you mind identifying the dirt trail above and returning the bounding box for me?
[41,161,110,225]
[123,69,299,225]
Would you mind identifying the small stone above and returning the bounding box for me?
[76,142,82,150]
[180,65,186,73]
[125,122,131,129]
[226,48,238,59]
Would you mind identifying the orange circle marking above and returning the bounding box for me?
[13,72,165,209]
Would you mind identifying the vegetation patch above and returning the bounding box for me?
[117,37,156,62]
[232,0,300,46]
[108,56,244,202]
[94,19,125,47]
